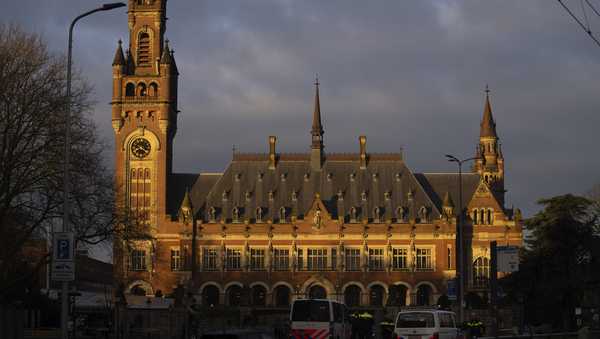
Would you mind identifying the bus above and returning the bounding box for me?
[289,299,351,339]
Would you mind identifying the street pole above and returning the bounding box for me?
[61,4,126,339]
[445,154,479,324]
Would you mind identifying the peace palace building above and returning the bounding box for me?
[113,0,522,310]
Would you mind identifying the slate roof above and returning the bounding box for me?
[169,153,487,224]
[414,173,480,212]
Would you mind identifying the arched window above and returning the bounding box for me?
[308,285,326,299]
[137,32,151,65]
[202,285,220,306]
[472,209,478,224]
[387,284,407,306]
[227,285,242,306]
[130,284,147,296]
[274,285,291,307]
[487,209,493,225]
[416,285,432,306]
[125,83,135,97]
[369,285,385,306]
[473,257,490,288]
[148,82,158,96]
[480,209,485,225]
[251,285,267,306]
[344,285,362,307]
[137,82,147,97]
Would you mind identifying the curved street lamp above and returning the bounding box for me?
[61,4,126,339]
[445,154,479,324]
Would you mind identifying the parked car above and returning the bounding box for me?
[393,309,459,339]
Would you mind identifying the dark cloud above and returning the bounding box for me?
[3,0,600,218]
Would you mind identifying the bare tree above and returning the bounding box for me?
[0,25,149,302]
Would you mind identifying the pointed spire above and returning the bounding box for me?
[480,85,497,138]
[125,48,135,72]
[180,188,192,211]
[311,74,324,148]
[160,39,173,64]
[112,40,125,66]
[442,191,455,208]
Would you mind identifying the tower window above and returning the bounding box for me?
[487,209,493,225]
[137,83,147,97]
[149,82,158,96]
[125,83,135,97]
[137,32,151,65]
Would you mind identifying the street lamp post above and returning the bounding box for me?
[62,4,126,339]
[445,154,479,324]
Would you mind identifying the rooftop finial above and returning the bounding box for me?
[310,75,324,170]
[315,73,319,87]
[480,84,497,138]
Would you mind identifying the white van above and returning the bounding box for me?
[393,310,459,339]
[289,299,352,339]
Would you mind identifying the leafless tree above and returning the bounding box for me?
[0,25,150,301]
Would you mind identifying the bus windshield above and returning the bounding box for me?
[291,300,330,322]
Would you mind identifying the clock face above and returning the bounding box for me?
[131,138,151,158]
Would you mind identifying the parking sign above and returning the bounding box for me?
[52,232,75,281]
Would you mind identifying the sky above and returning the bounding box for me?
[2,0,600,221]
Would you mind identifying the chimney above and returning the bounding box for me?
[268,136,277,170]
[359,135,367,169]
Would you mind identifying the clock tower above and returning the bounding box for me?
[111,0,178,233]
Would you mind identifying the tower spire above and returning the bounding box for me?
[310,75,324,171]
[480,85,497,138]
[311,75,324,146]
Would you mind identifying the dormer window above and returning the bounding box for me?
[268,191,274,201]
[396,206,407,222]
[395,173,401,182]
[235,173,241,181]
[256,207,263,223]
[280,173,287,182]
[304,173,310,182]
[418,206,429,223]
[361,191,368,201]
[327,173,333,181]
[384,191,391,201]
[279,207,287,223]
[350,173,356,181]
[337,190,344,200]
[372,173,378,181]
[373,207,381,223]
[245,191,251,201]
[208,207,216,223]
[291,190,298,201]
[232,207,240,223]
[349,207,358,223]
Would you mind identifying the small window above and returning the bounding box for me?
[170,249,181,271]
[149,82,158,96]
[137,82,147,97]
[125,83,135,97]
[130,250,147,271]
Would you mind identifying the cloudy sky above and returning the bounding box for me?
[2,0,600,218]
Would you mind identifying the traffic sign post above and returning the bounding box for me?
[497,246,519,273]
[52,232,75,282]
